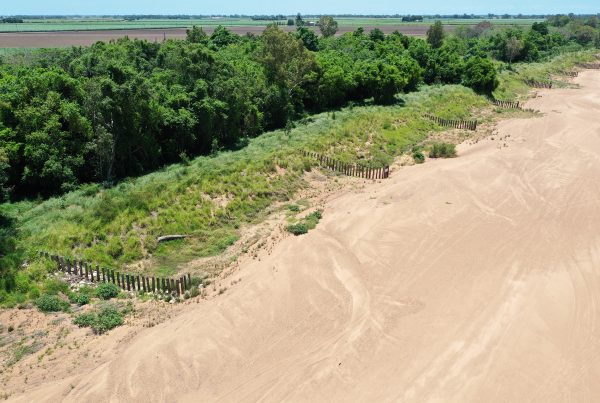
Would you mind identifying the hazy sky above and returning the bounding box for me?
[2,0,598,15]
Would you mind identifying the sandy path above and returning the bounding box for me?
[12,71,600,402]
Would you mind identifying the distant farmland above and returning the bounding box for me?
[0,17,543,48]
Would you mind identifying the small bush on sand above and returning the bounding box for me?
[73,312,96,328]
[429,143,457,158]
[68,292,90,306]
[95,283,120,300]
[286,210,323,236]
[412,147,425,164]
[286,223,309,235]
[73,305,124,334]
[34,294,69,312]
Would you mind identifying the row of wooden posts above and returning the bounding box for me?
[579,62,600,69]
[560,71,579,77]
[39,252,192,296]
[303,151,390,180]
[525,80,552,89]
[424,113,477,131]
[493,100,520,109]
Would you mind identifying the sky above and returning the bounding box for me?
[1,0,598,16]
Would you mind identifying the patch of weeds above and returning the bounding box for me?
[286,204,300,213]
[286,210,323,236]
[429,143,457,158]
[7,340,43,366]
[34,294,69,313]
[73,304,125,334]
[67,292,90,306]
[286,223,308,235]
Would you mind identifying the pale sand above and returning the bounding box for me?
[11,71,600,402]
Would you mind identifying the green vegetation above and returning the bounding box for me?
[429,143,457,158]
[34,294,70,312]
[94,283,120,300]
[73,304,126,334]
[67,291,90,306]
[412,147,426,164]
[0,15,599,302]
[287,210,323,236]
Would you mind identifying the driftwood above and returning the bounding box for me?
[157,235,187,243]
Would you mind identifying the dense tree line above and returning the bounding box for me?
[0,19,598,201]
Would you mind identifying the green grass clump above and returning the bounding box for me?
[73,305,125,334]
[95,283,120,300]
[429,143,457,158]
[34,294,69,312]
[286,210,323,236]
[286,204,301,212]
[286,223,309,235]
[68,292,90,306]
[412,147,425,164]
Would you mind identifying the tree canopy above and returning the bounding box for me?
[1,18,599,201]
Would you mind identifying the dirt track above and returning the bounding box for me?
[0,26,433,48]
[9,71,600,402]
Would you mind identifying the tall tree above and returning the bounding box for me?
[258,25,316,95]
[318,16,339,38]
[427,20,445,48]
[505,36,523,65]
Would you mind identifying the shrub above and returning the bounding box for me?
[42,278,70,295]
[34,294,69,312]
[429,143,457,158]
[73,305,124,334]
[68,292,90,306]
[412,150,425,164]
[73,312,96,327]
[462,56,499,94]
[287,204,300,212]
[286,223,308,235]
[306,210,322,221]
[93,306,124,333]
[286,210,323,235]
[95,283,120,300]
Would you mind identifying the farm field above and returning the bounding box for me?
[0,17,543,32]
[0,17,544,47]
[0,25,441,47]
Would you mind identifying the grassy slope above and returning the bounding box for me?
[4,86,484,275]
[1,49,596,306]
[492,49,597,101]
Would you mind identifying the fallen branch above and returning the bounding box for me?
[157,235,187,243]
